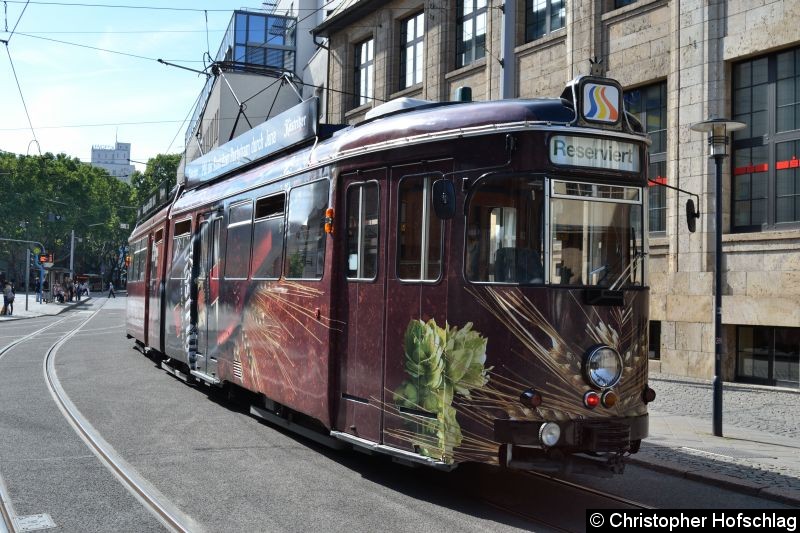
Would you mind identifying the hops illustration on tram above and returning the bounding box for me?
[394,318,490,462]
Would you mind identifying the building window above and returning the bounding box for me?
[613,0,637,8]
[737,326,799,388]
[648,321,661,360]
[456,0,487,69]
[525,0,565,42]
[625,82,667,233]
[231,12,296,72]
[400,12,425,90]
[355,38,374,107]
[732,47,800,232]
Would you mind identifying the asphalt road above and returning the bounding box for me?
[0,298,791,533]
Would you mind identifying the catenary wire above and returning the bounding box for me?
[3,46,40,154]
[5,0,29,43]
[14,32,203,62]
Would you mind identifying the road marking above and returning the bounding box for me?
[15,515,55,532]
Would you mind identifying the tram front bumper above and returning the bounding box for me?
[494,414,648,453]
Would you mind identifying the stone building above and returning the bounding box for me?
[312,0,800,388]
[90,142,135,184]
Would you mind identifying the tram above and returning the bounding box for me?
[126,75,656,475]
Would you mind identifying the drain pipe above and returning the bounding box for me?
[500,0,517,99]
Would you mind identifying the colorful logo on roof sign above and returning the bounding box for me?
[583,82,620,123]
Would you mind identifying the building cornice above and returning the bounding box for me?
[312,0,393,38]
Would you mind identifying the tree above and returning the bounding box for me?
[131,153,181,207]
[0,151,136,283]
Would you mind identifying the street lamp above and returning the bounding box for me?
[690,117,745,437]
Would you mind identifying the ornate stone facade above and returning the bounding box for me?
[314,0,800,386]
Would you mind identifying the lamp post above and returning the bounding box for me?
[690,117,745,437]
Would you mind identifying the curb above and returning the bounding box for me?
[0,297,92,320]
[628,456,800,507]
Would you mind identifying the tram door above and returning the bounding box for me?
[339,169,387,443]
[383,160,452,450]
[195,212,221,379]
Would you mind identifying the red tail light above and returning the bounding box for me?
[584,391,600,408]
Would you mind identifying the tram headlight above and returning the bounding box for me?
[584,346,623,389]
[539,422,561,447]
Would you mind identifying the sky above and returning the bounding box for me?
[0,0,269,171]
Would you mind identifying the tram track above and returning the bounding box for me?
[0,303,198,533]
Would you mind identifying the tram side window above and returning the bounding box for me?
[128,238,143,281]
[225,201,254,279]
[285,179,330,279]
[465,176,544,283]
[134,238,147,281]
[346,182,379,279]
[397,176,442,281]
[171,220,192,279]
[251,194,285,279]
[150,230,162,281]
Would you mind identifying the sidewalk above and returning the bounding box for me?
[633,373,800,506]
[0,295,93,320]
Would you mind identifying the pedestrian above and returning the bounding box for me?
[3,281,14,316]
[107,281,116,298]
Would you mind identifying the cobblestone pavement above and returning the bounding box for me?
[648,373,800,438]
[633,373,800,503]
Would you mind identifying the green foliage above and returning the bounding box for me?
[0,151,135,281]
[393,319,490,462]
[131,153,180,206]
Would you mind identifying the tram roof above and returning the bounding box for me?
[168,92,646,216]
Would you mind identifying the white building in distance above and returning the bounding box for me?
[91,142,135,184]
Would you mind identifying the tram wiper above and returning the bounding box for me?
[610,251,646,290]
[589,264,608,286]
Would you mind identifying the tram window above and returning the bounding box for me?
[252,194,285,279]
[171,220,191,280]
[397,176,442,281]
[285,180,329,279]
[346,182,379,280]
[465,176,544,284]
[225,201,253,279]
[549,180,644,287]
[135,238,147,281]
[149,239,159,281]
[211,218,221,280]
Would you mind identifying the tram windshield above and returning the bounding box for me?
[550,180,643,288]
[466,175,545,284]
[465,176,643,287]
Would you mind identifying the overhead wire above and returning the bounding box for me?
[5,0,28,43]
[14,32,203,62]
[165,89,205,155]
[1,0,40,153]
[3,46,40,154]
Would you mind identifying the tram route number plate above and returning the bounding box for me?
[16,514,56,532]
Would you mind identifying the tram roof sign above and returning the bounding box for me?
[183,97,318,190]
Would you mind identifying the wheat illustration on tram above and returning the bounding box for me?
[234,281,341,394]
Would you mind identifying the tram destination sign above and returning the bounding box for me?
[549,135,640,173]
[183,97,318,189]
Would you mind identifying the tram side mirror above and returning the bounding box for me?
[432,179,456,219]
[686,199,700,233]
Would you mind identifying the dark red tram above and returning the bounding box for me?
[127,76,655,475]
